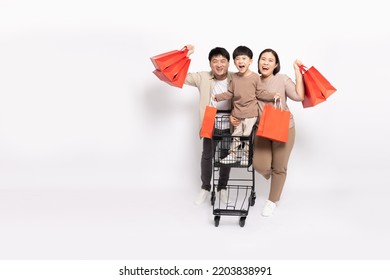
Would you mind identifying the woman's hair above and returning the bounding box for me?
[257,48,280,75]
[208,47,230,62]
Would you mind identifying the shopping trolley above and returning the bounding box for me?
[210,110,256,227]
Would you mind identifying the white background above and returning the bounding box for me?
[1,0,390,263]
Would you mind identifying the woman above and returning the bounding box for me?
[232,48,304,216]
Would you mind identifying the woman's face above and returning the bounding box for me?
[258,52,278,78]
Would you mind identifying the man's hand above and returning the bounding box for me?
[185,44,194,57]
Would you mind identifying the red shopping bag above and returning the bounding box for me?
[150,47,189,71]
[307,66,336,98]
[157,56,189,82]
[200,105,217,139]
[152,58,190,88]
[150,47,191,88]
[300,65,337,108]
[256,101,290,143]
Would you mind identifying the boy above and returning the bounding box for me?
[215,46,279,165]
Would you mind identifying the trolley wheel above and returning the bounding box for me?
[239,217,246,227]
[250,191,256,206]
[249,194,256,206]
[214,216,220,227]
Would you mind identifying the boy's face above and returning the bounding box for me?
[234,55,252,74]
[210,55,229,80]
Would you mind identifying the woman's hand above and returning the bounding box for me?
[230,115,240,127]
[293,59,305,100]
[293,59,303,71]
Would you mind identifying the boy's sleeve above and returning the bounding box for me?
[255,78,277,101]
[215,90,233,101]
[255,88,277,101]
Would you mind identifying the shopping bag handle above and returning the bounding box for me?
[298,64,308,74]
[273,96,284,110]
[209,94,217,107]
[180,46,190,57]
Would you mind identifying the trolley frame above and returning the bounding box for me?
[210,110,257,227]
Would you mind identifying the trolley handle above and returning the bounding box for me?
[216,110,231,114]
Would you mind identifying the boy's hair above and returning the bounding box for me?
[233,46,253,59]
[208,47,230,62]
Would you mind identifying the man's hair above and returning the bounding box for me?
[208,47,230,62]
[232,46,253,59]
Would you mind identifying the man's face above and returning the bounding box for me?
[210,54,229,80]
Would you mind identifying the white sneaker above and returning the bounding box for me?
[194,189,209,205]
[220,154,237,164]
[219,189,231,204]
[240,155,249,166]
[262,200,276,217]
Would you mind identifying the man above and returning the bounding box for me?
[184,45,233,205]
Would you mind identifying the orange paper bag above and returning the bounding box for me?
[152,58,190,88]
[200,105,217,139]
[300,65,337,108]
[158,56,189,82]
[256,100,290,143]
[150,47,188,71]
